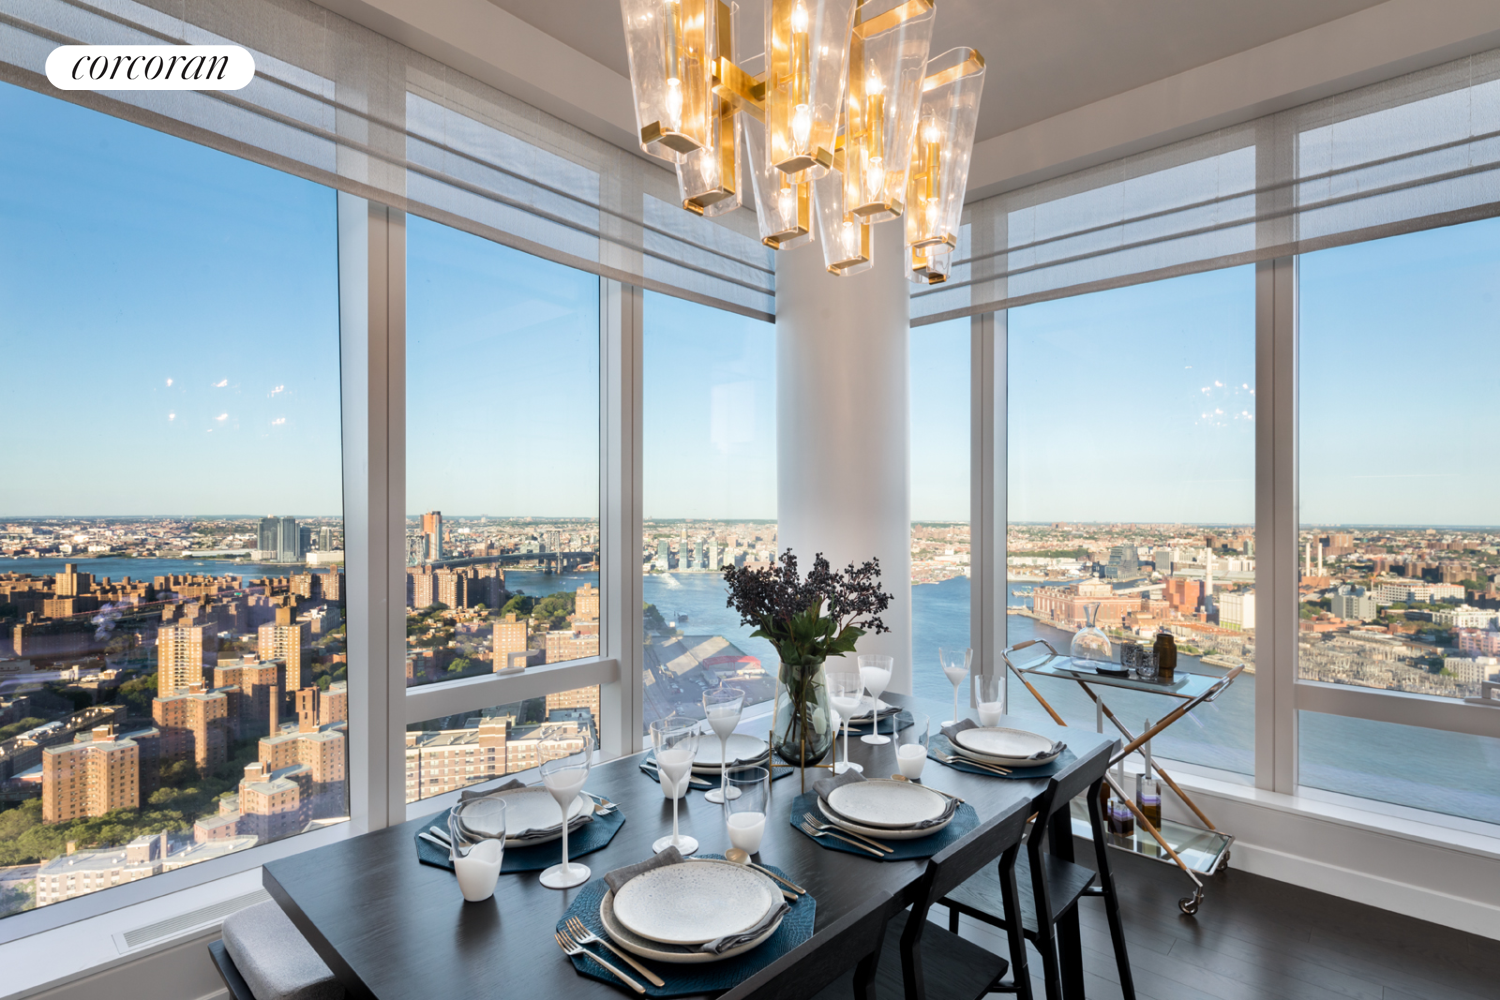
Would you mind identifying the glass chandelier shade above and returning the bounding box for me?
[764,0,858,181]
[740,114,813,249]
[904,47,984,257]
[674,2,741,215]
[623,0,721,161]
[841,0,934,224]
[908,243,949,284]
[813,161,873,274]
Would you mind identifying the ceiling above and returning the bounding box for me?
[486,0,1392,143]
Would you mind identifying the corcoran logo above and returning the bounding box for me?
[45,45,255,91]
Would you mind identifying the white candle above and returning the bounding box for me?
[726,811,767,854]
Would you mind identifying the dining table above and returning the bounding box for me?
[261,695,1115,1000]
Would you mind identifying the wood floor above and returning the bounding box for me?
[944,849,1500,1000]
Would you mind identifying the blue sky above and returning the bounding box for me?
[4,80,1496,527]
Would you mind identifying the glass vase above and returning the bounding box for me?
[1070,602,1113,666]
[772,658,834,768]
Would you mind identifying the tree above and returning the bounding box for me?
[447,657,473,674]
[501,594,536,619]
[116,672,158,718]
[643,603,669,633]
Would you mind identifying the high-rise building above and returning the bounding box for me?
[156,624,207,697]
[277,516,302,563]
[318,526,334,552]
[409,567,436,609]
[257,725,346,819]
[575,583,600,622]
[1218,589,1257,631]
[1104,545,1142,581]
[41,725,143,823]
[546,687,601,744]
[544,628,599,663]
[319,681,349,725]
[215,656,284,739]
[258,623,307,691]
[494,613,529,670]
[54,563,93,598]
[1330,586,1378,622]
[152,686,230,773]
[257,517,278,553]
[422,511,443,562]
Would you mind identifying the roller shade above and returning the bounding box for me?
[0,0,775,319]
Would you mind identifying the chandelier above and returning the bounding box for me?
[621,0,984,284]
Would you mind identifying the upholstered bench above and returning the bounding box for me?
[209,901,345,1000]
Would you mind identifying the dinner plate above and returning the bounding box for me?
[459,787,588,845]
[611,859,780,946]
[600,885,781,964]
[692,754,770,776]
[951,727,1061,766]
[847,696,897,723]
[693,734,770,769]
[816,797,951,841]
[824,779,948,830]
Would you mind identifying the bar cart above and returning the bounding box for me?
[1002,638,1242,915]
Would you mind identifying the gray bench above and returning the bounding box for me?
[209,901,345,1000]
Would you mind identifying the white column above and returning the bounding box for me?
[775,222,912,692]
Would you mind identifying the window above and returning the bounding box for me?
[641,291,777,733]
[1297,218,1500,821]
[1006,268,1257,775]
[0,83,347,919]
[910,319,972,695]
[405,217,601,690]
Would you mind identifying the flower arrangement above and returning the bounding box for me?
[723,550,893,767]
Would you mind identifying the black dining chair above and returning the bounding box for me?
[727,890,901,1000]
[939,739,1135,1000]
[814,794,1035,1000]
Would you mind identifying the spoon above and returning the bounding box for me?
[722,847,807,895]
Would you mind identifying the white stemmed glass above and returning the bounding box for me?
[939,647,972,727]
[538,751,590,889]
[827,669,865,774]
[857,654,894,745]
[976,672,1005,728]
[651,718,700,855]
[702,684,745,805]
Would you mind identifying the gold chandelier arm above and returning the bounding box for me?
[855,0,934,38]
[921,50,985,92]
[713,57,767,119]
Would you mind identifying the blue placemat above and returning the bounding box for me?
[928,734,1077,780]
[415,804,626,873]
[843,709,914,737]
[639,753,795,792]
[787,790,977,861]
[557,856,816,997]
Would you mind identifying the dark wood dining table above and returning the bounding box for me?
[262,696,1114,1000]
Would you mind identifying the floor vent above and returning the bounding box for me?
[113,888,271,954]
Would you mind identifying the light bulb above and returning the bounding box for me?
[867,155,885,200]
[791,2,809,34]
[866,65,883,96]
[791,103,812,152]
[665,79,683,129]
[924,121,942,144]
[777,184,796,223]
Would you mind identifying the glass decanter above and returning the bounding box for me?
[1070,602,1113,667]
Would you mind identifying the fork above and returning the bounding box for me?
[555,929,645,993]
[798,821,885,856]
[934,750,1011,775]
[801,813,893,853]
[566,917,665,986]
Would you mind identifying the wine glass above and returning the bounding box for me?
[939,647,972,727]
[857,653,894,745]
[538,751,590,889]
[723,766,769,855]
[975,671,1005,727]
[702,684,746,805]
[448,797,505,902]
[827,669,865,775]
[651,718,700,855]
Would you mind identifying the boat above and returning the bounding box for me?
[1011,586,1034,597]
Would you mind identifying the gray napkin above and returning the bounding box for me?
[604,846,686,895]
[703,897,791,954]
[940,720,1065,761]
[813,770,957,830]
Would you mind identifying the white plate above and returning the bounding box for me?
[825,779,948,830]
[692,756,770,776]
[816,797,952,841]
[460,787,588,845]
[946,741,1059,769]
[611,860,780,946]
[952,727,1061,766]
[848,697,897,722]
[600,884,781,964]
[693,734,770,768]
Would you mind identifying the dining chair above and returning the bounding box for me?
[813,795,1035,1000]
[208,900,346,1000]
[726,890,900,1000]
[939,740,1136,1000]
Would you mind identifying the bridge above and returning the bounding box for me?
[423,551,598,574]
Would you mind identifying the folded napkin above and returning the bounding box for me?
[813,770,957,830]
[603,849,791,955]
[939,720,1066,761]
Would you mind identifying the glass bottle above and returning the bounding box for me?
[1070,602,1113,667]
[1152,629,1177,682]
[1107,762,1134,838]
